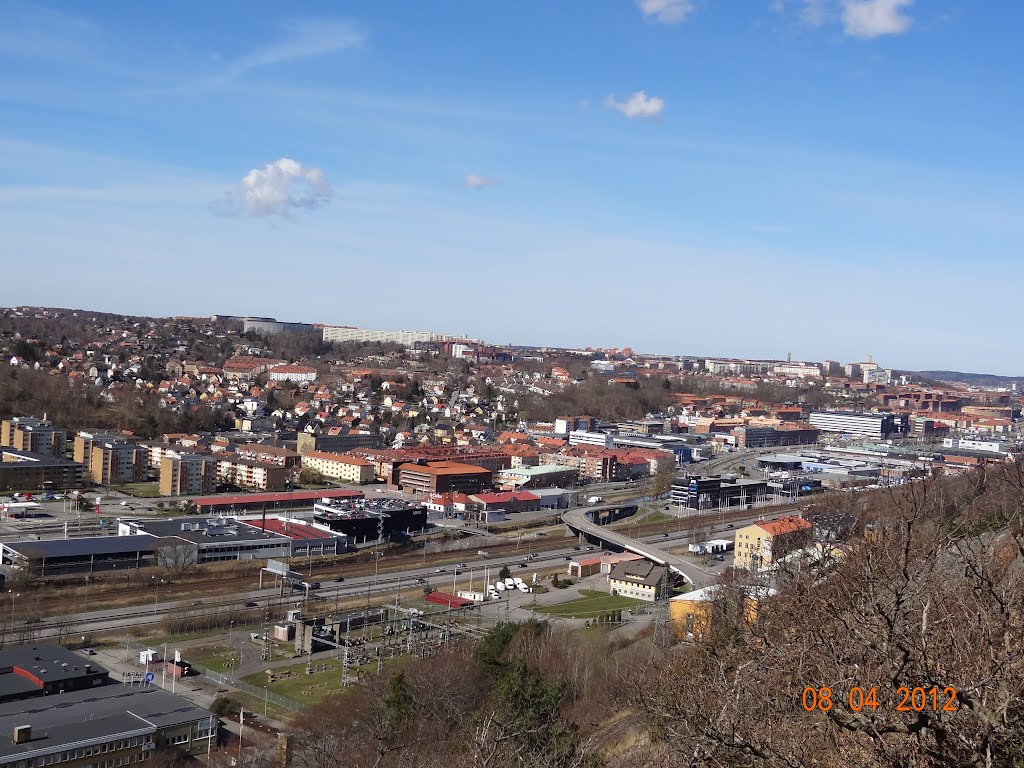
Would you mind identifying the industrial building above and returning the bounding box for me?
[0,644,108,702]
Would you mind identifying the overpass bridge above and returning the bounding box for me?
[562,504,712,588]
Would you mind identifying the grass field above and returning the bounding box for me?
[539,590,643,619]
[112,482,163,498]
[187,643,242,674]
[245,657,406,704]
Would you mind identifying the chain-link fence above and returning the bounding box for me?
[190,663,302,712]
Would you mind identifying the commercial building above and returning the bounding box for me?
[192,489,363,516]
[322,326,447,346]
[296,431,383,454]
[159,454,216,496]
[809,410,909,439]
[608,560,668,602]
[495,464,579,491]
[670,475,769,510]
[89,441,148,485]
[468,491,540,513]
[733,515,813,571]
[0,536,158,578]
[0,449,83,491]
[312,497,427,541]
[118,517,292,564]
[300,451,375,484]
[396,461,492,495]
[0,680,216,763]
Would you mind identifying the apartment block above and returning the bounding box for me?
[159,454,217,496]
[1,417,67,458]
[215,458,288,491]
[0,449,83,491]
[809,410,909,439]
[300,451,375,484]
[89,441,147,485]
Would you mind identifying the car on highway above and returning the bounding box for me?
[661,532,670,537]
[415,578,427,585]
[435,568,446,574]
[518,563,528,568]
[563,556,572,561]
[726,524,734,529]
[572,546,581,551]
[333,576,345,582]
[244,601,259,608]
[307,582,321,590]
[458,562,467,568]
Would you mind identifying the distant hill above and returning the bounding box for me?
[916,370,1024,387]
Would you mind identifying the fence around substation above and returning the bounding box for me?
[190,662,303,712]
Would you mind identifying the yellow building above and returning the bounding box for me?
[1,417,66,458]
[301,451,375,484]
[88,440,147,485]
[733,515,812,571]
[669,585,776,640]
[160,454,217,496]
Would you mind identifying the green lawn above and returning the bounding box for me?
[539,590,643,619]
[187,643,242,674]
[112,482,163,498]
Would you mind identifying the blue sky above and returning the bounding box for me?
[1,1,1022,374]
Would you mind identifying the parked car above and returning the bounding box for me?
[82,648,96,656]
[714,554,726,561]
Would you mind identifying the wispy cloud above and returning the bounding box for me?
[463,173,497,190]
[636,0,695,25]
[0,3,100,60]
[799,0,830,27]
[212,18,363,85]
[604,91,665,119]
[841,0,913,38]
[211,158,332,218]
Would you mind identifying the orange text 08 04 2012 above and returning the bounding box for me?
[801,686,959,714]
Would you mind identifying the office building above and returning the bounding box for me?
[396,461,492,495]
[118,517,292,564]
[0,680,216,763]
[809,410,909,439]
[0,644,108,702]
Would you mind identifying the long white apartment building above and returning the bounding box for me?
[809,410,910,439]
[322,326,448,346]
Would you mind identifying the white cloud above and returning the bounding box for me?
[604,91,665,119]
[800,0,830,27]
[636,0,695,24]
[212,158,332,218]
[463,173,497,190]
[841,0,913,38]
[216,19,363,83]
